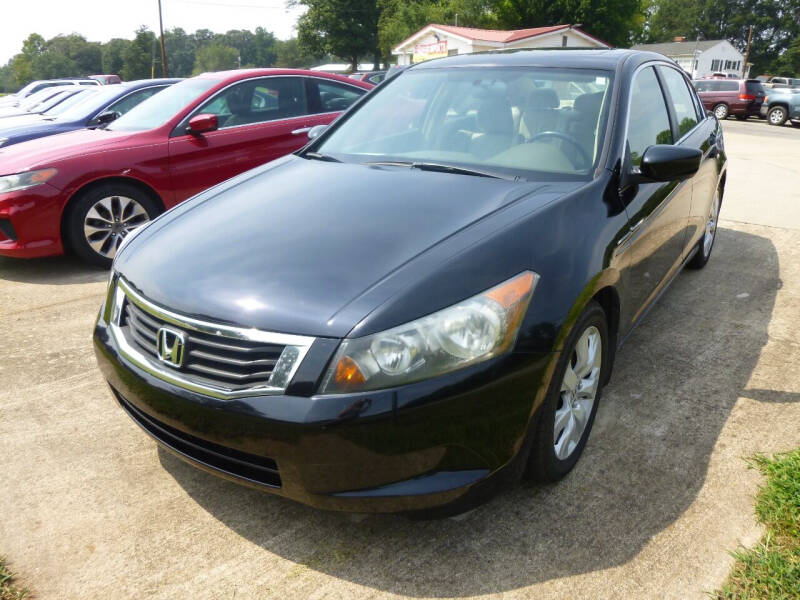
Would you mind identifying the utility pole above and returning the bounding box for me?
[742,25,753,78]
[157,0,169,77]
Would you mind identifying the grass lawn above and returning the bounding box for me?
[715,449,800,599]
[0,557,28,600]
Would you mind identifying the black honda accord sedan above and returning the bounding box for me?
[93,48,726,515]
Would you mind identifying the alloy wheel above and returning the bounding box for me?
[555,325,602,460]
[769,108,786,125]
[83,195,150,259]
[703,192,720,258]
[714,104,728,119]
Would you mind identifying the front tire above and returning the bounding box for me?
[527,301,608,482]
[768,106,788,126]
[687,190,720,270]
[713,103,729,120]
[65,183,161,268]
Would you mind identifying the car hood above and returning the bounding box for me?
[115,156,576,338]
[0,127,143,174]
[0,118,73,144]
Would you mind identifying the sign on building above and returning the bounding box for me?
[413,40,448,63]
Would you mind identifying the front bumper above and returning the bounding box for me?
[0,184,65,258]
[94,317,553,513]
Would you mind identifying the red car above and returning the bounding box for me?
[0,69,372,266]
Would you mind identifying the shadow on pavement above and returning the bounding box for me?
[159,227,790,596]
[0,255,107,285]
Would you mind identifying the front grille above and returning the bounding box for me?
[120,299,285,391]
[113,387,281,487]
[108,277,315,399]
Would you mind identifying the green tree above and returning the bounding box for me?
[122,26,156,80]
[295,0,382,69]
[194,43,239,73]
[102,38,130,75]
[772,35,800,75]
[491,0,646,47]
[252,27,279,66]
[378,0,494,61]
[45,34,102,74]
[274,37,322,67]
[163,28,197,76]
[645,0,800,75]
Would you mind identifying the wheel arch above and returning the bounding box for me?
[60,176,165,253]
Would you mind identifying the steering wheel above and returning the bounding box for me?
[526,131,591,170]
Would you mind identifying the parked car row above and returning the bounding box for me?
[0,69,373,265]
[693,77,800,126]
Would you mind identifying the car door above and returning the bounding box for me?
[167,76,313,202]
[302,78,368,132]
[657,64,717,257]
[617,65,694,329]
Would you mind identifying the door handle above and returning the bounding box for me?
[291,127,312,135]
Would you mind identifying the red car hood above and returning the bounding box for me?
[0,128,148,175]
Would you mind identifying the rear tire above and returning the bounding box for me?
[713,103,729,120]
[526,301,608,482]
[768,106,788,126]
[64,183,161,268]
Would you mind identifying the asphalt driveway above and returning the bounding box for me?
[1,119,799,599]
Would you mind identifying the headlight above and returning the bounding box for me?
[0,168,57,194]
[320,271,539,394]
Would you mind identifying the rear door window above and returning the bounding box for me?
[657,66,699,137]
[309,80,365,114]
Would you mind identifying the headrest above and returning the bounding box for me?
[526,87,559,110]
[476,94,514,135]
[226,88,250,114]
[574,91,605,113]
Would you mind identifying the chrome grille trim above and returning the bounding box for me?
[108,277,315,399]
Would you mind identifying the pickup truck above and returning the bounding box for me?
[761,76,800,89]
[760,88,800,125]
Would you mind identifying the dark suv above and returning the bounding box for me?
[693,78,765,120]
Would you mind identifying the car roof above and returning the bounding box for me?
[121,78,183,89]
[410,48,657,71]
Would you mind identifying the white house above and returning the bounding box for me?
[630,39,748,79]
[392,23,610,66]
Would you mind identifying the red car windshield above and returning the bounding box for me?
[108,78,217,132]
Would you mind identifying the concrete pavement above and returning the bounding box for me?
[1,118,799,599]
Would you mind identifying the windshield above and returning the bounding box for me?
[315,67,613,179]
[52,86,122,120]
[108,78,217,132]
[44,88,100,117]
[20,88,65,110]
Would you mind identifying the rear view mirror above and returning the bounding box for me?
[187,113,218,135]
[307,124,327,140]
[639,145,702,182]
[92,110,120,127]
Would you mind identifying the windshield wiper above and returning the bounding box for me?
[304,151,342,163]
[366,160,518,181]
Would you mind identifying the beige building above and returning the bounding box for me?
[392,23,610,65]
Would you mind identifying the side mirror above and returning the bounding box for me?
[638,145,702,182]
[307,124,327,140]
[187,113,218,135]
[92,110,120,127]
